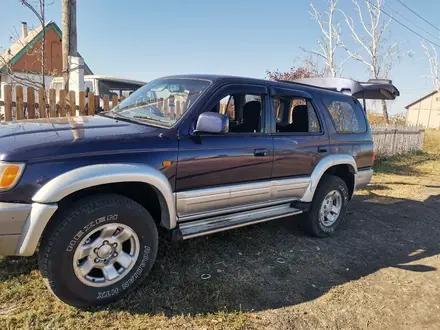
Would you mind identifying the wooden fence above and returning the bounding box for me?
[371,126,425,156]
[0,84,128,121]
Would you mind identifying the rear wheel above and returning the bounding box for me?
[300,175,349,237]
[38,194,158,308]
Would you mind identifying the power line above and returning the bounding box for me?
[395,0,440,33]
[366,1,440,48]
[383,2,440,41]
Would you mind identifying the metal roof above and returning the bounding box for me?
[405,90,438,109]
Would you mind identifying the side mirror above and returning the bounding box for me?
[194,112,229,135]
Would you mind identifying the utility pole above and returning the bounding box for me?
[62,0,77,91]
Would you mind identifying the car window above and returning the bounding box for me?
[323,97,367,133]
[273,96,321,133]
[212,93,263,133]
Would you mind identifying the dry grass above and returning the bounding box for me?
[1,132,440,329]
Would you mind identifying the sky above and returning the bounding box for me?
[1,0,440,115]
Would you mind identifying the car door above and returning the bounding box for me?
[175,84,274,219]
[269,87,330,197]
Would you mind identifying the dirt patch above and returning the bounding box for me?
[1,157,440,329]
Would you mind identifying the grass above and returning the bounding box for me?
[0,130,440,329]
[373,129,440,176]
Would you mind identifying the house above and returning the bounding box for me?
[0,21,92,105]
[406,90,440,128]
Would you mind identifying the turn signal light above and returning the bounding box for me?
[0,163,26,191]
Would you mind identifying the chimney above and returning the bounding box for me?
[21,22,28,39]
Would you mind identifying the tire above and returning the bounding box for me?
[38,194,159,308]
[300,174,349,237]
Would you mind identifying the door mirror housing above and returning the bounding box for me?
[194,112,229,135]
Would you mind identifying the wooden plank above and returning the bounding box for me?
[49,88,56,117]
[79,91,85,115]
[59,90,66,117]
[112,94,118,108]
[69,91,76,116]
[16,86,24,120]
[163,99,169,116]
[176,101,181,118]
[103,94,110,112]
[88,92,95,115]
[38,88,46,118]
[4,85,13,121]
[27,87,36,119]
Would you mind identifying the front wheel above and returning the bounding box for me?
[300,175,349,237]
[38,194,159,308]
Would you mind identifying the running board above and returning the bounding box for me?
[175,203,303,240]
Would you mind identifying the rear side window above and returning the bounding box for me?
[323,97,367,133]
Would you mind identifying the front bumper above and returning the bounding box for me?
[0,203,32,256]
[0,202,58,256]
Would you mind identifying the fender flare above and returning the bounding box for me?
[32,163,176,228]
[301,154,357,202]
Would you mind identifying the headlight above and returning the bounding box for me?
[0,162,26,191]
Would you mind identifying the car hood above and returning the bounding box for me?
[0,115,164,162]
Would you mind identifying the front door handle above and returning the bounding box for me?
[318,146,328,153]
[254,148,268,157]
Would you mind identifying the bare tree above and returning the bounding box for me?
[0,1,47,89]
[343,0,402,123]
[21,0,47,89]
[305,0,348,77]
[421,41,440,90]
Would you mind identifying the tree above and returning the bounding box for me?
[266,59,323,82]
[421,41,440,90]
[305,0,349,77]
[0,1,47,89]
[343,0,402,123]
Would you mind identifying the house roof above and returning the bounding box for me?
[0,21,93,74]
[405,90,438,109]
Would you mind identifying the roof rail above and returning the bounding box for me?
[287,77,400,100]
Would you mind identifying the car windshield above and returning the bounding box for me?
[112,78,211,127]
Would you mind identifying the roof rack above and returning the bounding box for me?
[278,77,400,101]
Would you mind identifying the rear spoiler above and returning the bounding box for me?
[292,77,400,100]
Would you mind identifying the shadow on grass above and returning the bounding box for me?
[2,189,440,317]
[373,151,440,175]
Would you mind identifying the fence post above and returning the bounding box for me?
[38,88,46,118]
[59,90,66,117]
[88,92,95,115]
[104,94,110,112]
[4,85,12,121]
[69,91,76,116]
[27,87,35,119]
[79,91,85,115]
[49,88,56,117]
[176,101,181,118]
[112,95,118,108]
[16,86,24,120]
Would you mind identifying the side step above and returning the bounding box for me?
[175,203,303,240]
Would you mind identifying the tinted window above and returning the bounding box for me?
[323,97,367,133]
[212,93,263,133]
[273,96,321,133]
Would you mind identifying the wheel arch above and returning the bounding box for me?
[18,164,175,256]
[301,154,357,203]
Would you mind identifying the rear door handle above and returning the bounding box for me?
[254,148,268,157]
[318,146,328,153]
